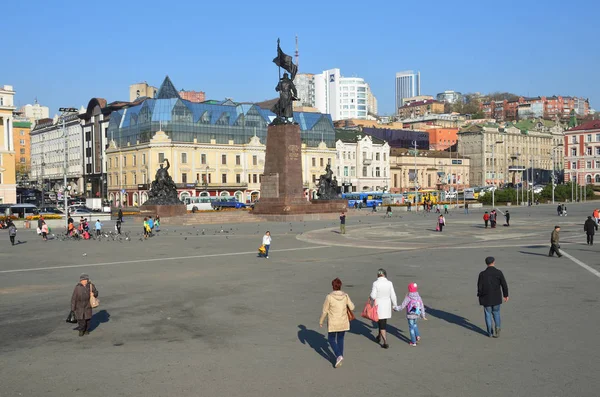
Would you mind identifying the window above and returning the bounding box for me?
[108,158,112,168]
[253,174,257,183]
[571,148,577,156]
[181,152,187,164]
[132,155,137,166]
[596,175,600,183]
[221,154,227,165]
[133,173,137,184]
[86,164,92,173]
[236,155,241,165]
[19,139,25,145]
[115,157,119,167]
[201,154,206,165]
[363,166,368,177]
[158,153,165,163]
[20,148,25,154]
[376,153,380,161]
[86,148,92,157]
[587,147,592,155]
[20,130,25,136]
[350,166,355,177]
[376,167,381,177]
[596,134,600,142]
[222,173,227,183]
[236,174,241,183]
[20,157,25,163]
[362,151,367,160]
[312,157,316,167]
[572,136,577,144]
[342,152,346,160]
[207,173,212,183]
[393,174,397,187]
[142,154,146,165]
[572,162,577,169]
[587,134,592,142]
[320,158,324,167]
[587,161,592,169]
[124,174,127,185]
[182,173,187,183]
[587,175,592,183]
[123,156,127,167]
[596,161,600,169]
[383,153,387,161]
[252,155,257,166]
[596,148,600,156]
[344,166,348,176]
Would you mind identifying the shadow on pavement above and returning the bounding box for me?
[518,251,549,257]
[349,318,377,342]
[386,323,411,344]
[88,310,110,332]
[425,306,488,337]
[297,325,334,363]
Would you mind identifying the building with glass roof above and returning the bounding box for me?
[106,76,337,206]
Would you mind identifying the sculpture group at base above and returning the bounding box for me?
[316,164,340,200]
[142,159,183,206]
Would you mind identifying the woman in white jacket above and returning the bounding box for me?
[370,268,398,348]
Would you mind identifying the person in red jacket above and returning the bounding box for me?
[483,212,490,228]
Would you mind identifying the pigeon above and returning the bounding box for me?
[83,253,87,256]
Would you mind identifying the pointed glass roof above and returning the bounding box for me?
[156,76,181,99]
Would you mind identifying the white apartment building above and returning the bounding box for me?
[294,73,315,107]
[30,112,85,195]
[17,101,50,126]
[313,68,374,121]
[335,130,390,192]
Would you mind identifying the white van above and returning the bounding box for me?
[10,204,39,218]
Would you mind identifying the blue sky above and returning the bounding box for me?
[2,0,598,116]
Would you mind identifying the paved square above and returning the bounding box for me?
[1,203,599,397]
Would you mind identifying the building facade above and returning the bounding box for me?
[425,128,459,151]
[130,81,158,101]
[458,120,565,187]
[563,120,600,186]
[397,99,445,119]
[17,101,49,126]
[105,77,337,206]
[362,127,429,150]
[12,119,31,183]
[482,96,590,121]
[335,130,390,192]
[0,85,16,203]
[395,70,421,111]
[30,113,85,196]
[436,90,463,104]
[179,90,206,103]
[313,68,374,121]
[294,73,316,108]
[367,84,378,116]
[389,148,470,193]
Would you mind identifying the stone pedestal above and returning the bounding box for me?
[253,124,346,216]
[139,204,187,218]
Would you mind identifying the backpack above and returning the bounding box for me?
[407,296,422,315]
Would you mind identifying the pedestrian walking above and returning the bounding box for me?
[70,273,99,337]
[557,204,563,216]
[319,278,355,368]
[490,210,497,228]
[584,216,597,245]
[370,269,398,349]
[118,208,123,223]
[593,209,600,225]
[148,216,154,232]
[386,205,392,218]
[262,231,272,258]
[340,212,346,234]
[143,217,150,239]
[437,214,446,232]
[548,225,562,257]
[41,222,49,241]
[115,219,122,235]
[37,216,44,236]
[407,201,412,212]
[464,202,469,214]
[477,257,509,338]
[394,282,427,346]
[483,211,490,228]
[435,204,441,214]
[154,216,161,232]
[504,210,511,227]
[562,204,567,216]
[94,219,102,237]
[8,220,17,246]
[444,203,449,214]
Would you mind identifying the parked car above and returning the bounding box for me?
[69,207,96,216]
[210,198,247,210]
[39,207,65,215]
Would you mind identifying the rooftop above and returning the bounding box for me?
[399,99,441,109]
[567,120,600,132]
[335,129,386,144]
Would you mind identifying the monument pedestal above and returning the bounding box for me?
[253,123,347,216]
[140,204,187,218]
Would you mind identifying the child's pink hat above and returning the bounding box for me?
[408,282,418,293]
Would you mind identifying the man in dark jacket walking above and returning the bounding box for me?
[549,225,562,257]
[477,257,509,338]
[504,210,510,226]
[71,274,99,336]
[584,216,598,245]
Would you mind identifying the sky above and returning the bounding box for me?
[2,0,599,117]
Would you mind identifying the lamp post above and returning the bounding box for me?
[412,140,418,211]
[491,140,504,208]
[551,143,564,204]
[59,107,78,228]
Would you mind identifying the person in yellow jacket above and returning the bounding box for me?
[319,278,355,368]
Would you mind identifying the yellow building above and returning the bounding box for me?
[0,84,17,204]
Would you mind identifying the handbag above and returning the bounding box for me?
[436,224,440,231]
[361,298,379,322]
[346,295,355,321]
[89,283,100,308]
[66,310,77,323]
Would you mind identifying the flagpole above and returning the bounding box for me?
[277,38,281,80]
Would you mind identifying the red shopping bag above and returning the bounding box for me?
[436,224,440,231]
[361,299,379,322]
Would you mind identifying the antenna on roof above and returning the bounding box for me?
[295,34,299,72]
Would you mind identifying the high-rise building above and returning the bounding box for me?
[366,84,378,116]
[0,84,17,203]
[314,68,373,121]
[395,70,420,111]
[16,100,49,126]
[294,73,315,108]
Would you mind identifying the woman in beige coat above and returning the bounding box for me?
[319,278,355,368]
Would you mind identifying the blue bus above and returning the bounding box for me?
[342,192,383,208]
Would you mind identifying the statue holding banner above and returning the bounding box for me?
[271,39,298,124]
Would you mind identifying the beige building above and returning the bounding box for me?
[457,119,565,187]
[390,147,470,193]
[129,81,158,101]
[105,130,335,205]
[0,84,16,203]
[17,101,49,126]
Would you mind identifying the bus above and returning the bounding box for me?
[382,193,405,205]
[184,196,217,212]
[464,188,476,200]
[342,192,383,208]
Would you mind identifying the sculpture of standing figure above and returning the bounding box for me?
[271,73,298,121]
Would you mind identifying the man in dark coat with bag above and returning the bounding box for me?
[584,216,598,245]
[477,257,509,338]
[71,274,99,337]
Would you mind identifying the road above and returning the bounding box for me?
[0,203,598,397]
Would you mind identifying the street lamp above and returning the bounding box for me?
[490,140,504,208]
[59,107,78,228]
[551,143,564,204]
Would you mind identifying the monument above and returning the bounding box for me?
[140,159,187,217]
[252,40,346,218]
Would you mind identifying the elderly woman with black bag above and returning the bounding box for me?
[71,273,99,337]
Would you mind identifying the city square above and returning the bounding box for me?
[1,203,599,397]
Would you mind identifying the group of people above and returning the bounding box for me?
[36,216,50,240]
[557,203,568,216]
[318,259,509,368]
[142,216,160,238]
